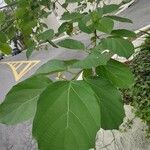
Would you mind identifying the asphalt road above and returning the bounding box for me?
[0,0,150,149]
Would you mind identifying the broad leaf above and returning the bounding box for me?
[57,39,85,50]
[111,29,136,37]
[38,29,54,41]
[61,12,83,21]
[106,15,133,23]
[78,14,94,34]
[101,37,134,58]
[35,59,67,75]
[58,22,73,35]
[0,43,12,55]
[86,77,125,129]
[102,4,119,14]
[72,51,110,69]
[33,80,100,150]
[78,20,93,34]
[94,17,114,33]
[0,75,51,125]
[96,59,134,88]
[66,0,83,3]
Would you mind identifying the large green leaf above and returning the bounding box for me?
[94,17,114,33]
[72,51,110,69]
[96,59,134,88]
[66,0,83,3]
[57,39,85,50]
[0,75,51,125]
[38,29,54,41]
[86,77,125,129]
[33,80,100,150]
[102,4,119,14]
[101,37,134,58]
[106,15,133,23]
[61,12,83,21]
[35,59,67,75]
[111,29,136,37]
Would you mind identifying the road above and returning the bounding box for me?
[0,0,150,149]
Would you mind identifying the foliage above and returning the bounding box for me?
[123,48,150,137]
[0,0,135,149]
[140,32,150,51]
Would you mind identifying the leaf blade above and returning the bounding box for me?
[86,77,125,129]
[0,75,51,125]
[33,80,100,150]
[57,39,85,50]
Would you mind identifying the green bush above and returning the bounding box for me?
[123,36,150,137]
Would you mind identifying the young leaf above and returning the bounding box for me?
[94,17,114,33]
[0,75,51,125]
[86,77,125,129]
[0,43,12,55]
[33,80,100,150]
[61,12,83,21]
[58,22,73,35]
[57,39,85,50]
[111,29,136,37]
[26,46,34,59]
[106,15,133,23]
[66,0,83,3]
[72,51,110,69]
[101,37,134,58]
[96,59,134,88]
[78,20,93,34]
[102,4,119,14]
[35,59,67,75]
[38,29,54,41]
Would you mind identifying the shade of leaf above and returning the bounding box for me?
[33,80,100,150]
[94,17,114,33]
[106,15,133,23]
[96,59,134,88]
[101,37,134,58]
[102,4,119,14]
[35,59,67,75]
[38,29,54,41]
[0,43,12,55]
[57,39,85,50]
[0,75,51,125]
[72,51,110,69]
[86,77,125,129]
[111,29,136,37]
